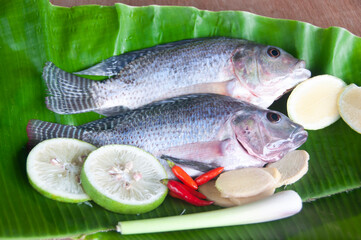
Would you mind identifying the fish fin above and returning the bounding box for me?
[93,105,131,116]
[74,55,138,76]
[73,38,210,76]
[160,155,220,172]
[138,93,225,110]
[79,106,130,131]
[159,140,227,172]
[79,114,126,131]
[26,119,85,146]
[43,62,98,114]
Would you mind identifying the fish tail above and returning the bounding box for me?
[26,119,86,146]
[43,62,98,114]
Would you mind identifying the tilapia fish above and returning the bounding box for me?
[43,37,311,116]
[27,94,308,177]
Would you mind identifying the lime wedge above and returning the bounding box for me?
[81,145,168,214]
[26,138,96,202]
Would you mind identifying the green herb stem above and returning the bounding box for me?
[116,190,302,235]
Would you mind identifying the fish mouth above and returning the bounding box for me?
[268,128,308,151]
[295,59,306,69]
[277,61,311,96]
[267,128,308,155]
[291,129,308,147]
[291,60,311,80]
[269,60,311,92]
[291,68,311,80]
[254,127,308,163]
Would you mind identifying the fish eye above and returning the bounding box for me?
[267,112,281,123]
[267,47,280,58]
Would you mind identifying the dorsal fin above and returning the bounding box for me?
[73,38,211,76]
[79,114,126,131]
[80,94,241,131]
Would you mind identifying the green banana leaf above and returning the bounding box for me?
[1,0,361,239]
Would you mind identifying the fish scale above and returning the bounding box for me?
[28,94,307,176]
[81,94,239,152]
[43,38,310,116]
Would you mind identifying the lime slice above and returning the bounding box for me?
[287,74,346,130]
[26,138,96,202]
[81,145,168,214]
[338,83,361,133]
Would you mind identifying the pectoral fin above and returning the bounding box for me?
[160,155,220,172]
[158,140,229,172]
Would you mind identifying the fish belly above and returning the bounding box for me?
[157,138,267,177]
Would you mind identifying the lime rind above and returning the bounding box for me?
[81,170,167,214]
[28,176,90,203]
[26,138,96,203]
[81,144,168,214]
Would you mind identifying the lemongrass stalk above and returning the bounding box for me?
[116,190,302,235]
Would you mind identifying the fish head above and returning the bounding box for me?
[231,108,308,162]
[231,43,311,107]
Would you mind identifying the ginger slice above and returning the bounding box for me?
[262,167,281,183]
[267,150,309,187]
[198,180,236,207]
[338,83,361,134]
[287,74,346,130]
[229,187,275,206]
[215,168,276,198]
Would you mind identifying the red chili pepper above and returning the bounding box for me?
[162,179,213,206]
[182,183,207,199]
[169,190,182,200]
[168,180,206,199]
[169,187,207,200]
[195,167,224,186]
[167,160,198,190]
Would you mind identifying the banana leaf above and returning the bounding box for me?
[1,0,361,239]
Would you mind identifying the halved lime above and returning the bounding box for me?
[26,138,96,202]
[81,145,168,214]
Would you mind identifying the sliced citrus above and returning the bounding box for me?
[26,138,96,202]
[287,74,346,130]
[81,145,168,214]
[338,83,361,133]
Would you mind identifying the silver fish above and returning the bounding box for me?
[43,38,311,116]
[27,94,308,177]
